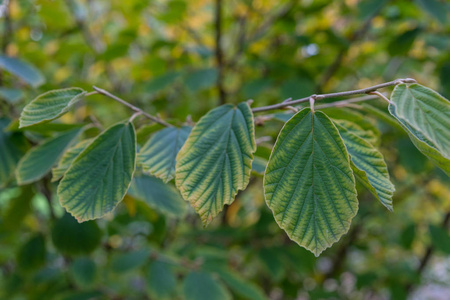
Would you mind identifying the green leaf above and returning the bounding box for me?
[0,118,28,187]
[0,55,45,87]
[16,127,82,185]
[19,88,86,128]
[333,119,378,146]
[51,139,92,182]
[70,258,97,287]
[128,175,186,217]
[389,84,450,174]
[183,271,232,300]
[216,268,267,300]
[323,107,381,145]
[429,225,450,254]
[58,122,136,222]
[415,0,448,24]
[184,68,218,92]
[175,103,256,225]
[387,28,421,57]
[17,234,46,271]
[264,108,358,256]
[0,88,24,103]
[111,250,150,273]
[145,71,180,94]
[146,261,177,299]
[138,126,191,182]
[335,120,395,211]
[51,214,102,255]
[252,156,268,175]
[359,103,404,131]
[2,186,34,230]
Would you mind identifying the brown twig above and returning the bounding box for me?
[251,78,415,113]
[92,86,172,127]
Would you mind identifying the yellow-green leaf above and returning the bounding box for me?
[138,126,191,182]
[58,122,136,222]
[176,103,256,225]
[336,121,395,211]
[16,127,82,185]
[19,88,86,128]
[264,108,358,256]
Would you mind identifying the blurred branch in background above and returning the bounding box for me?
[215,0,226,105]
[64,0,124,92]
[317,2,387,92]
[407,211,450,294]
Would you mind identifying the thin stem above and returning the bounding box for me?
[369,90,391,103]
[92,86,172,127]
[128,111,142,123]
[251,78,416,113]
[85,91,98,97]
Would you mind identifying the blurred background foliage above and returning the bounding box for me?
[1,0,450,299]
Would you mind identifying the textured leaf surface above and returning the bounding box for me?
[146,261,177,299]
[16,128,82,185]
[336,121,394,211]
[52,139,92,182]
[0,55,45,87]
[176,103,256,225]
[128,175,186,217]
[0,119,28,187]
[51,214,102,255]
[323,107,381,145]
[138,126,191,182]
[183,271,231,300]
[19,88,86,128]
[58,122,136,222]
[333,119,378,146]
[264,108,358,256]
[389,84,450,174]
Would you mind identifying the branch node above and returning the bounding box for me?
[309,97,315,112]
[368,91,390,104]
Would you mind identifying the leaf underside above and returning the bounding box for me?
[138,126,191,182]
[389,84,450,175]
[128,175,186,217]
[176,103,256,226]
[58,122,136,222]
[336,121,395,211]
[19,88,86,128]
[264,108,358,256]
